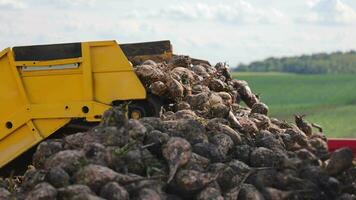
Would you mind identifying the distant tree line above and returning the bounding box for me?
[235,50,356,74]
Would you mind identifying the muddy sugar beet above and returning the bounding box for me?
[3,55,355,200]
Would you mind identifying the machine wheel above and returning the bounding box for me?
[128,95,162,119]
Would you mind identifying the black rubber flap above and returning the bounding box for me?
[13,43,82,61]
[120,40,172,57]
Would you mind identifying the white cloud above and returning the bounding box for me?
[33,0,98,8]
[0,0,25,9]
[0,0,355,64]
[306,0,320,7]
[56,0,97,6]
[128,1,288,25]
[304,0,356,25]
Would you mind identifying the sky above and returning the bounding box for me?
[0,0,355,65]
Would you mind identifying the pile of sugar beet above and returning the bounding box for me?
[1,56,355,200]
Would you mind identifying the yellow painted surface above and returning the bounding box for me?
[0,40,146,168]
[0,125,43,167]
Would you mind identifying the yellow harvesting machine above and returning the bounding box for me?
[0,40,172,169]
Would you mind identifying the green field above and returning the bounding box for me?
[233,72,356,138]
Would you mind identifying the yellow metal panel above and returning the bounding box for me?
[0,125,43,167]
[22,74,84,104]
[0,102,110,141]
[81,43,94,100]
[88,41,146,103]
[0,40,147,168]
[32,119,70,138]
[94,71,146,103]
[90,41,132,72]
[8,50,30,104]
[0,48,10,58]
[20,68,82,77]
[86,40,116,47]
[0,53,24,118]
[0,107,29,141]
